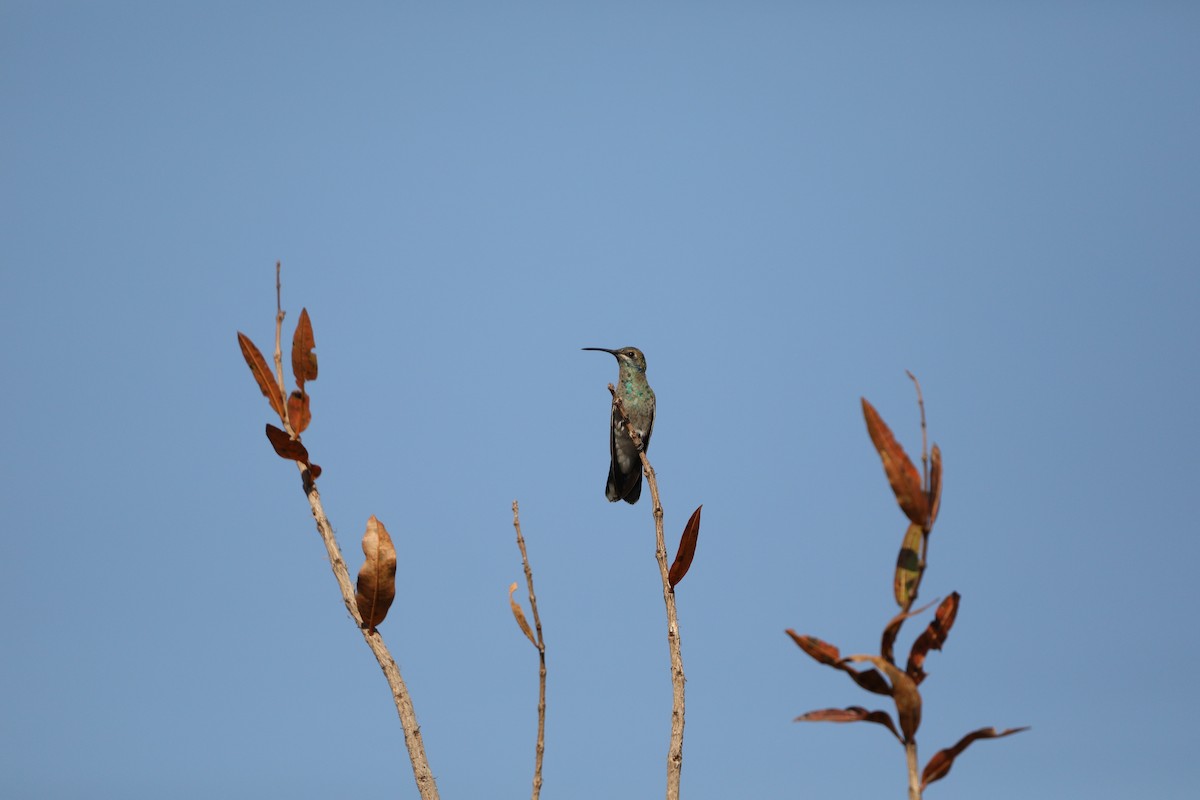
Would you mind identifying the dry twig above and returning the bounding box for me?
[610,386,686,800]
[299,480,438,799]
[511,501,547,800]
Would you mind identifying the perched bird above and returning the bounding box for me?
[582,346,656,504]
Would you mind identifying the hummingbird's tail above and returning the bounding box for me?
[606,462,643,504]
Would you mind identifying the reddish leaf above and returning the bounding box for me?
[238,331,286,421]
[894,522,925,610]
[508,582,537,647]
[786,630,841,665]
[881,599,936,666]
[862,398,929,527]
[846,655,922,741]
[287,390,311,434]
[928,443,942,529]
[907,592,960,684]
[787,631,893,695]
[889,669,922,742]
[265,423,309,462]
[921,726,1030,789]
[355,516,397,633]
[843,665,893,696]
[290,308,318,389]
[264,424,322,479]
[668,505,702,588]
[795,706,903,741]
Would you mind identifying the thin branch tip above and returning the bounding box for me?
[509,499,546,799]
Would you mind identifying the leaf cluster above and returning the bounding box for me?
[239,304,399,634]
[788,388,1027,792]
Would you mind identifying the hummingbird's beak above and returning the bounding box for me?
[581,347,618,355]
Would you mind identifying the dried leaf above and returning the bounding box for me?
[265,423,309,462]
[843,665,893,695]
[237,331,286,421]
[907,591,960,684]
[845,654,922,741]
[787,631,893,695]
[921,726,1030,789]
[786,631,841,665]
[882,598,937,666]
[509,582,537,647]
[355,516,397,633]
[668,505,703,588]
[287,390,311,434]
[928,443,942,529]
[894,522,924,609]
[862,398,929,527]
[264,424,321,478]
[888,666,922,742]
[291,308,318,389]
[794,706,902,742]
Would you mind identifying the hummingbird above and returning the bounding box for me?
[582,346,656,504]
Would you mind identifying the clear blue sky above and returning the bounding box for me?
[3,3,1197,798]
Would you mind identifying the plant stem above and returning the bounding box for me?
[512,501,546,800]
[644,452,685,800]
[259,265,436,798]
[611,389,686,800]
[302,474,439,800]
[906,370,929,491]
[905,738,922,800]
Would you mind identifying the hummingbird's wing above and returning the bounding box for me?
[642,404,654,452]
[606,406,636,503]
[606,403,650,504]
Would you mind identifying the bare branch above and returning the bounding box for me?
[291,419,438,800]
[906,370,929,495]
[511,501,546,800]
[273,262,289,430]
[611,388,686,800]
[906,739,921,800]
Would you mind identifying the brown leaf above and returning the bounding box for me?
[264,424,321,479]
[508,582,537,647]
[845,655,923,741]
[238,331,286,421]
[291,308,318,389]
[928,443,942,530]
[786,631,841,665]
[668,505,702,588]
[265,424,309,462]
[881,598,937,666]
[894,522,924,610]
[843,665,893,696]
[287,390,311,434]
[921,726,1030,789]
[794,706,903,742]
[862,398,929,527]
[907,591,960,684]
[355,516,397,633]
[787,631,892,695]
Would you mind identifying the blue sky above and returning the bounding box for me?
[2,3,1198,798]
